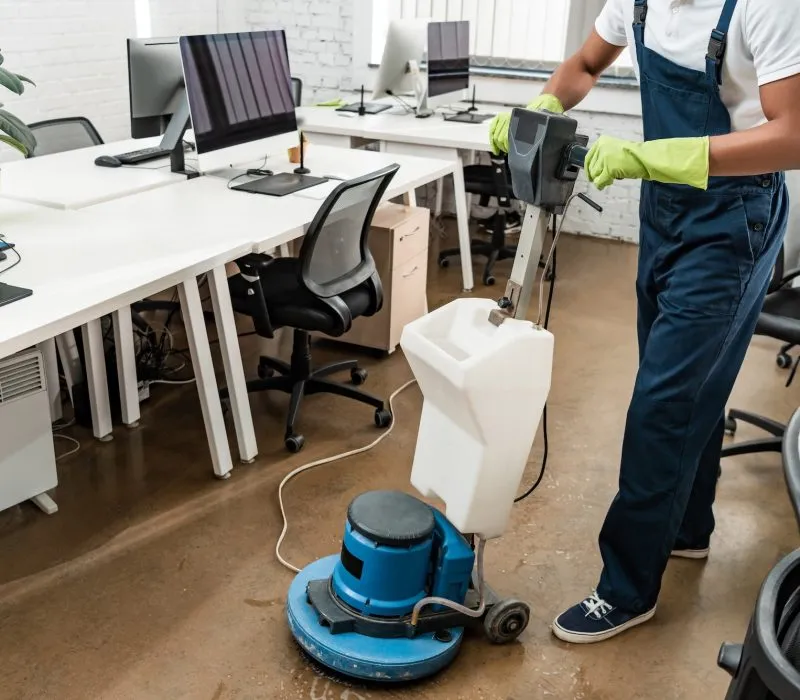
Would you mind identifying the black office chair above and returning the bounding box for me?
[27,117,103,157]
[718,548,800,699]
[291,77,303,107]
[438,156,519,286]
[723,245,800,459]
[222,165,400,453]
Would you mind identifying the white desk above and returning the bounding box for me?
[298,105,499,292]
[83,146,455,459]
[1,200,256,479]
[0,138,185,210]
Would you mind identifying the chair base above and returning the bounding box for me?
[221,331,391,453]
[721,408,786,459]
[439,240,516,286]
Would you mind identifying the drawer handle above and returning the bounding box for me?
[401,227,421,241]
[403,266,420,279]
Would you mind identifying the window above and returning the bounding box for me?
[370,0,633,73]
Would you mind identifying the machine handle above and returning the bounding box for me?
[578,192,603,213]
[567,144,589,169]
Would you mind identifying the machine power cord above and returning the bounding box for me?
[276,379,417,574]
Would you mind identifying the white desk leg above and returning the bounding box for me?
[178,277,234,479]
[38,338,62,423]
[208,265,258,464]
[82,320,113,442]
[403,189,418,207]
[452,158,474,292]
[112,306,140,428]
[434,180,444,218]
[55,330,82,404]
[279,243,291,258]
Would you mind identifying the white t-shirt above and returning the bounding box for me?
[595,0,800,131]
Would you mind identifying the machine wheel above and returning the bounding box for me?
[285,434,305,453]
[483,274,496,287]
[351,368,368,386]
[439,257,450,269]
[257,362,274,379]
[484,599,530,644]
[724,416,737,436]
[375,409,393,429]
[777,352,793,370]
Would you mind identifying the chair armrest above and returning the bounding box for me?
[232,253,275,338]
[488,155,512,206]
[780,267,800,288]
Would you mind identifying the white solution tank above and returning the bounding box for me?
[400,298,554,540]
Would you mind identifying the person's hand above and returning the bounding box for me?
[585,135,710,190]
[488,94,565,155]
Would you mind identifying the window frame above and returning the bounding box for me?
[352,0,641,117]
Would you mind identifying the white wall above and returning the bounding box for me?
[0,0,248,162]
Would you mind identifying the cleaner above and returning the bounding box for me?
[285,108,602,682]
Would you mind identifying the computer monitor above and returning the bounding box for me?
[127,37,185,138]
[180,30,299,173]
[371,20,427,102]
[427,21,470,101]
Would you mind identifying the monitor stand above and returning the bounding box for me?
[158,97,199,179]
[0,282,32,308]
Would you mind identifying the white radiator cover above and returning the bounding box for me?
[0,349,58,513]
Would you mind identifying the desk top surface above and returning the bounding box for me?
[298,105,497,152]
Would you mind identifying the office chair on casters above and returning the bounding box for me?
[438,156,518,286]
[291,77,303,107]
[223,164,400,454]
[27,117,104,156]
[723,245,800,459]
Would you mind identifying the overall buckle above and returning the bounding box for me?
[634,3,648,25]
[707,29,727,63]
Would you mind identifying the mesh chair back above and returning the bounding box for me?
[291,77,303,107]
[299,164,399,298]
[27,117,103,157]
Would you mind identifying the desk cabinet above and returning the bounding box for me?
[322,203,430,354]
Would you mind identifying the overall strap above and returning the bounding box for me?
[707,0,740,84]
[633,0,647,49]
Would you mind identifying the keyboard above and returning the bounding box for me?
[114,142,194,165]
[444,112,493,124]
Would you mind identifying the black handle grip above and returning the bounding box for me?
[578,192,603,213]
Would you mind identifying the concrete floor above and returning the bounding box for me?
[1,228,798,700]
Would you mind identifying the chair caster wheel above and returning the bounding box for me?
[351,368,368,386]
[285,435,305,453]
[221,398,230,417]
[777,352,793,370]
[439,258,450,269]
[724,416,737,436]
[484,599,530,644]
[483,275,496,286]
[257,362,275,379]
[374,408,393,429]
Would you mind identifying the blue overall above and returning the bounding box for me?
[596,0,790,614]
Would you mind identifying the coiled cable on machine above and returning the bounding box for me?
[410,536,487,627]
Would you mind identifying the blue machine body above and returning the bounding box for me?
[286,491,477,682]
[332,507,474,617]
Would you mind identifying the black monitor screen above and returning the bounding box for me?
[428,21,470,99]
[180,31,297,154]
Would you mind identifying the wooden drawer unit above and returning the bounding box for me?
[320,203,430,354]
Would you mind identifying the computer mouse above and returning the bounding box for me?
[94,155,122,168]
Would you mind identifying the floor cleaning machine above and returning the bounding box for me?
[286,109,600,682]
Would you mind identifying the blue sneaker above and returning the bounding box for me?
[552,592,656,644]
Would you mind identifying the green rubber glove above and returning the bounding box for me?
[585,135,710,191]
[316,97,348,108]
[488,94,565,155]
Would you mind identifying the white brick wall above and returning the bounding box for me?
[245,0,354,103]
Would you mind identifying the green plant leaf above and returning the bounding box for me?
[0,132,28,156]
[16,73,34,87]
[0,66,23,95]
[0,109,36,154]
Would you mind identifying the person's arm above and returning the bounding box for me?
[542,30,624,111]
[709,75,800,176]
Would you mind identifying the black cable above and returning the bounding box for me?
[385,90,415,114]
[515,212,558,504]
[227,154,270,190]
[0,244,22,276]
